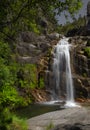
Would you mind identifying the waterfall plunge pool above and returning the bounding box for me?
[15,102,64,119]
[15,100,80,119]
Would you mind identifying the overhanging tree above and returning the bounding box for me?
[0,0,82,40]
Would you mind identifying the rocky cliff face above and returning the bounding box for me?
[15,31,90,102]
[69,36,90,99]
[15,31,61,102]
[16,32,60,64]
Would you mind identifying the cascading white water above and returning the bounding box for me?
[53,37,74,104]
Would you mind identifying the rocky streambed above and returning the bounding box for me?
[27,103,90,130]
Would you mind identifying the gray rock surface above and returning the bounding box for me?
[69,36,90,98]
[16,32,59,64]
[27,107,90,130]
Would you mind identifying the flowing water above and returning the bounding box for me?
[52,38,75,106]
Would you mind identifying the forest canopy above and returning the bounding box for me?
[0,0,82,40]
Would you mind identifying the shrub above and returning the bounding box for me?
[16,64,37,89]
[0,41,11,64]
[9,115,27,130]
[0,108,12,130]
[84,47,90,58]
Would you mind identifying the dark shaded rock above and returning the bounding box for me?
[40,18,48,28]
[86,39,90,46]
[88,59,90,69]
[39,42,50,52]
[63,124,82,130]
[86,20,90,31]
[73,77,88,98]
[66,28,80,37]
[87,1,90,16]
[73,53,90,76]
[37,18,48,34]
[19,32,37,43]
[51,124,90,130]
[87,1,90,32]
[71,36,90,77]
[84,47,90,58]
[70,36,90,99]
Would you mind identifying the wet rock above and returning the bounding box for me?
[73,54,89,76]
[70,36,90,99]
[71,36,90,77]
[73,78,88,98]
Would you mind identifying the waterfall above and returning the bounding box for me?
[53,37,74,104]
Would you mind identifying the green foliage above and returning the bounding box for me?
[9,115,27,130]
[0,62,23,108]
[0,108,12,130]
[0,41,27,129]
[0,84,22,107]
[39,77,44,89]
[0,0,82,40]
[0,41,11,64]
[56,16,86,35]
[46,122,54,130]
[16,64,37,89]
[84,47,90,58]
[0,60,26,130]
